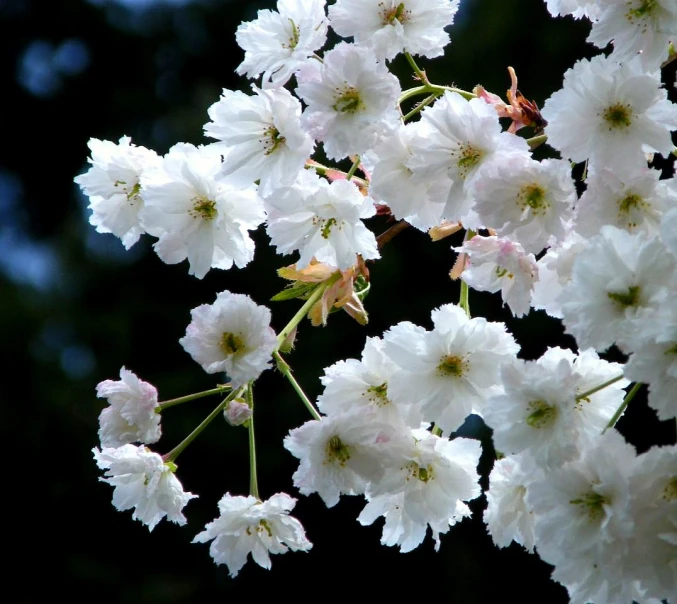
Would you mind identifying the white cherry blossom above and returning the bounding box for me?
[296,42,401,160]
[140,143,265,279]
[179,290,277,387]
[74,136,160,249]
[96,367,161,448]
[193,492,312,577]
[204,86,314,197]
[93,444,197,531]
[329,0,460,62]
[235,0,328,87]
[265,170,379,270]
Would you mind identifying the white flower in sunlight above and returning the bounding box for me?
[296,42,401,160]
[140,143,266,279]
[193,492,312,577]
[204,86,314,197]
[456,236,538,318]
[265,170,379,270]
[359,428,482,552]
[541,55,677,174]
[179,290,277,387]
[96,366,161,448]
[329,0,460,62]
[74,136,160,249]
[588,0,677,70]
[93,444,197,531]
[236,0,328,86]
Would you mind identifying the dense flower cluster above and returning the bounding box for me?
[76,0,677,599]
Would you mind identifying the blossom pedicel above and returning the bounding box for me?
[77,0,677,597]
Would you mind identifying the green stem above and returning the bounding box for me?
[275,272,341,350]
[459,228,475,317]
[459,281,470,318]
[158,385,231,412]
[603,382,642,433]
[576,374,625,401]
[398,84,473,107]
[404,51,428,83]
[402,94,437,122]
[274,351,322,420]
[304,161,369,188]
[345,157,360,181]
[246,383,259,499]
[527,134,548,150]
[432,425,443,437]
[163,387,244,463]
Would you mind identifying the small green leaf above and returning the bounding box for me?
[271,281,318,302]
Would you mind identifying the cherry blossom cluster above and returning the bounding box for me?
[76,0,677,599]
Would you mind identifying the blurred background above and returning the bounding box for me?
[3,0,675,602]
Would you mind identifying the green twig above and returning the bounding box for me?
[576,374,625,401]
[274,351,321,420]
[246,383,259,499]
[163,386,244,463]
[603,382,643,433]
[158,385,231,412]
[275,273,340,350]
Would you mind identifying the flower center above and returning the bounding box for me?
[285,18,300,49]
[453,143,483,179]
[404,461,435,483]
[263,126,286,156]
[437,354,467,378]
[663,477,677,502]
[220,332,245,356]
[325,435,351,466]
[617,193,647,229]
[333,87,364,114]
[526,399,557,428]
[114,179,142,204]
[569,490,609,522]
[607,285,641,309]
[190,196,217,220]
[602,103,633,130]
[518,183,549,215]
[382,2,408,25]
[366,382,390,406]
[627,0,657,20]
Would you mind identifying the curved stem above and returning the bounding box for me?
[404,51,428,83]
[163,386,244,463]
[275,273,340,350]
[274,351,322,420]
[402,93,438,122]
[603,382,642,433]
[576,374,625,401]
[304,160,369,189]
[246,383,260,499]
[158,384,231,412]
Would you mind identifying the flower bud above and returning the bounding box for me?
[223,399,252,427]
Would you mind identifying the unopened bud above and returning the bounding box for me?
[223,399,252,427]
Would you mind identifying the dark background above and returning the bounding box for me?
[3,0,675,602]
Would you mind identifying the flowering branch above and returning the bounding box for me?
[275,273,341,351]
[163,386,245,463]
